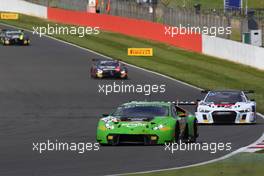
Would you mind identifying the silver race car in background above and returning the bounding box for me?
[195,90,256,124]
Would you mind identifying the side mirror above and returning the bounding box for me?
[197,99,201,102]
[178,113,187,117]
[92,58,99,62]
[250,99,255,101]
[102,114,109,117]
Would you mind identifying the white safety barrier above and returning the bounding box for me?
[202,34,264,70]
[0,0,47,18]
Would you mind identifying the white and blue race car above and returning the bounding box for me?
[195,90,256,124]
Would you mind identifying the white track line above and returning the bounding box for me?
[108,133,264,176]
[1,22,264,176]
[243,132,264,153]
[257,112,264,119]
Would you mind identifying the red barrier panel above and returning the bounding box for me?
[48,8,202,53]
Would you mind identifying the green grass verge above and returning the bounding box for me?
[131,153,264,176]
[1,14,264,113]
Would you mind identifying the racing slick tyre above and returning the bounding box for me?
[90,73,94,79]
[189,122,198,143]
[182,125,189,143]
[174,123,180,143]
[182,122,198,143]
[90,70,97,79]
[122,75,128,79]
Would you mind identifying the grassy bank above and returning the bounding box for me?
[1,14,264,113]
[132,152,264,176]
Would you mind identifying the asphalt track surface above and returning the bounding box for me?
[0,26,263,176]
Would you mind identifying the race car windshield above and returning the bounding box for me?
[112,105,169,118]
[99,61,119,67]
[205,92,246,104]
[6,32,22,36]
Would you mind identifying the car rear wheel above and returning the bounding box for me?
[189,122,198,143]
[174,123,180,143]
[182,124,189,143]
[122,75,128,79]
[90,69,96,79]
[183,122,198,143]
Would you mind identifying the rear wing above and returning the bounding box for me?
[169,101,197,106]
[0,29,22,33]
[91,58,121,63]
[201,89,255,94]
[243,90,254,94]
[201,90,210,93]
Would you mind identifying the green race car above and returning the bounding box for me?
[96,101,198,145]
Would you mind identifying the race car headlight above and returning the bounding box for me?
[97,69,103,74]
[198,108,210,113]
[105,123,114,130]
[153,124,164,130]
[246,108,252,112]
[239,108,252,113]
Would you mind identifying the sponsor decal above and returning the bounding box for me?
[121,123,147,128]
[128,48,153,56]
[0,13,19,20]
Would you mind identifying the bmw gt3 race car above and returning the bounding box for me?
[90,59,128,79]
[0,29,30,45]
[196,90,256,124]
[96,101,198,145]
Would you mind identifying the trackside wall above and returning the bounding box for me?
[47,8,202,53]
[0,0,47,18]
[202,35,264,70]
[1,0,263,70]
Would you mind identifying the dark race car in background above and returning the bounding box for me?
[196,90,256,124]
[90,59,128,79]
[0,29,30,45]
